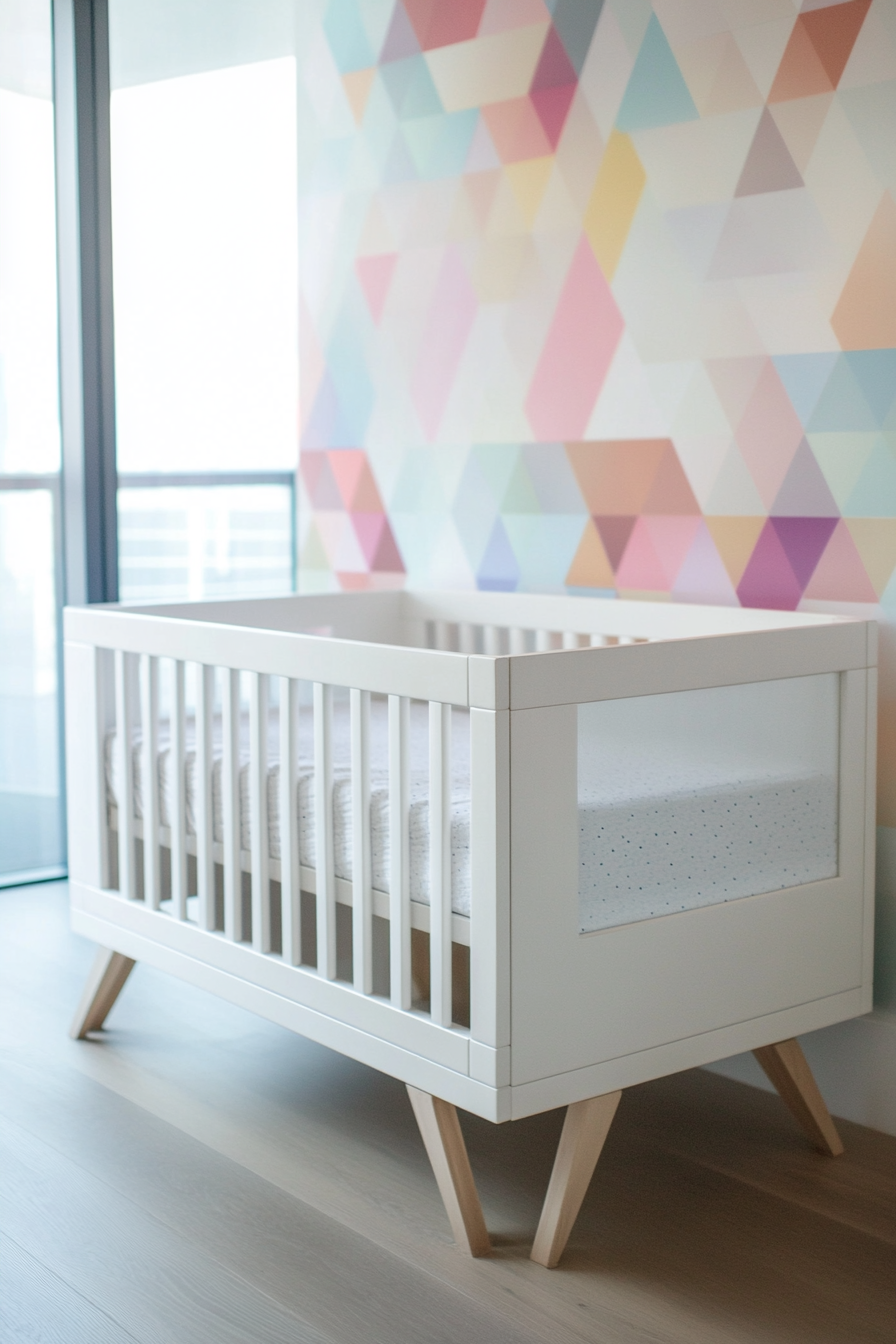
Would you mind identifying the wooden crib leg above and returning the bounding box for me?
[752,1038,844,1157]
[70,947,136,1040]
[531,1090,622,1269]
[406,1086,491,1257]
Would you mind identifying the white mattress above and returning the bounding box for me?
[107,697,473,917]
[579,769,838,932]
[107,701,837,931]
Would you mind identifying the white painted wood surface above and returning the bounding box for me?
[64,591,876,1129]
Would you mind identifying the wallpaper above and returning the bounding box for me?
[294,0,896,838]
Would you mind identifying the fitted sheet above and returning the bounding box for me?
[106,697,473,916]
[106,699,836,930]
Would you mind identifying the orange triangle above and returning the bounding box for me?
[802,520,877,601]
[343,68,375,126]
[704,516,766,586]
[566,519,615,589]
[566,441,666,515]
[831,193,896,351]
[641,444,701,515]
[352,461,385,511]
[769,18,834,102]
[844,519,896,597]
[803,0,872,88]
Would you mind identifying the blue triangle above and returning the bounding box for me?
[477,518,519,592]
[616,14,699,132]
[772,352,838,426]
[324,0,374,73]
[844,351,896,428]
[843,438,896,517]
[808,357,878,433]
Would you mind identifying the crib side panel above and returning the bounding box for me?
[64,641,111,890]
[508,670,871,1093]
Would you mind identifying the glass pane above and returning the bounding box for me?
[118,484,294,602]
[0,490,63,878]
[108,7,299,474]
[0,0,59,474]
[578,675,839,933]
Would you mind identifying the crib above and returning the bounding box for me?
[65,590,877,1266]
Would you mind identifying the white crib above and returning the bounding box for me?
[65,590,877,1266]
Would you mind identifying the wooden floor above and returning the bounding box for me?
[2,883,894,1344]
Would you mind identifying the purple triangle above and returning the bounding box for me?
[771,438,839,517]
[531,26,578,92]
[770,516,838,588]
[380,2,421,63]
[734,108,803,197]
[736,521,803,611]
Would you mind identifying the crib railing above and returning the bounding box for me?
[422,619,646,655]
[108,648,469,1027]
[66,596,655,1059]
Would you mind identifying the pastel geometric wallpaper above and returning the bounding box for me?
[295,0,896,826]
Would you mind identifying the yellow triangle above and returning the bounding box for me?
[844,519,896,598]
[704,516,765,586]
[566,520,616,589]
[343,68,375,126]
[584,131,646,281]
[504,157,555,230]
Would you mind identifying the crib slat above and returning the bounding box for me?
[221,667,242,942]
[389,694,411,1011]
[140,655,161,910]
[170,660,187,920]
[313,681,336,979]
[114,650,136,901]
[249,672,271,953]
[279,677,301,966]
[509,627,527,656]
[429,702,452,1027]
[194,664,215,931]
[483,624,500,656]
[350,688,372,995]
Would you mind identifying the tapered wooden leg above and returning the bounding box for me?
[531,1089,622,1269]
[753,1038,844,1157]
[70,947,136,1040]
[406,1085,491,1257]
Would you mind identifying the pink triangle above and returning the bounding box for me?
[351,511,386,567]
[372,518,405,573]
[530,84,576,150]
[802,519,877,601]
[672,521,739,605]
[328,449,368,508]
[356,253,397,324]
[614,517,669,590]
[643,515,702,586]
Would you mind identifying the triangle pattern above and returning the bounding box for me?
[616,14,699,132]
[803,519,877,602]
[566,517,615,589]
[734,108,803,197]
[770,438,840,517]
[831,192,896,350]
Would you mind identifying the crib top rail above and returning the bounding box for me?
[64,591,874,711]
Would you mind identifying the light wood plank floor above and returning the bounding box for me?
[2,881,894,1343]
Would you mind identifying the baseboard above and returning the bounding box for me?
[706,1010,896,1137]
